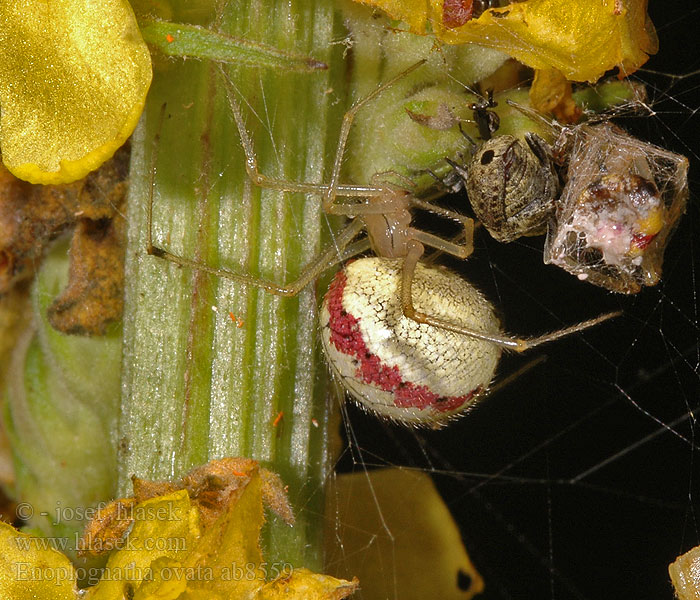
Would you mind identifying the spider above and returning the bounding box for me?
[147,61,619,427]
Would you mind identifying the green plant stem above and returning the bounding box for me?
[120,1,344,569]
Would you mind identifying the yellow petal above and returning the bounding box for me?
[132,557,188,600]
[255,567,358,600]
[126,467,268,599]
[0,521,78,599]
[670,546,700,600]
[183,467,266,597]
[358,0,437,32]
[59,460,357,598]
[326,468,483,600]
[0,0,152,184]
[85,490,199,600]
[530,68,581,123]
[355,0,657,82]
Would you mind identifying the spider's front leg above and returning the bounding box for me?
[320,59,427,215]
[217,65,385,201]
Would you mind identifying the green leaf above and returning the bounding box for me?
[3,240,120,559]
[140,20,327,72]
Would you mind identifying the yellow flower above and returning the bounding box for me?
[354,0,657,83]
[0,0,152,184]
[0,461,357,599]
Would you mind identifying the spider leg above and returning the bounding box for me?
[147,210,366,297]
[409,226,474,260]
[400,197,475,260]
[145,103,167,262]
[507,311,623,351]
[322,60,427,215]
[487,355,548,396]
[400,241,621,352]
[408,198,475,259]
[218,65,384,199]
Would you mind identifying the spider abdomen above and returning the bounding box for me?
[320,257,501,426]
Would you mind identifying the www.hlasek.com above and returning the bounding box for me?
[13,532,189,554]
[13,561,295,587]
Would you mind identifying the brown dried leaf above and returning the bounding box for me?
[78,498,136,556]
[47,214,126,335]
[0,144,129,335]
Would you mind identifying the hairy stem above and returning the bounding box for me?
[120,1,344,569]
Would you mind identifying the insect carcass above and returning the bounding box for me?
[544,122,688,294]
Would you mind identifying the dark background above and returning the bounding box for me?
[336,2,700,598]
